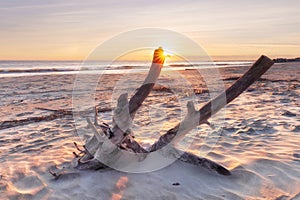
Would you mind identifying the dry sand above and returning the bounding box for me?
[0,63,299,199]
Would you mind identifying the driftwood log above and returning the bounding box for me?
[50,47,274,178]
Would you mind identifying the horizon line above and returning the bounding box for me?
[0,55,298,63]
[0,55,298,62]
[0,59,256,62]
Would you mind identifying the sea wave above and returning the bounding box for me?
[0,61,252,77]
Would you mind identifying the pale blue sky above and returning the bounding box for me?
[0,0,299,60]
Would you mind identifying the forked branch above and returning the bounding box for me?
[53,49,274,178]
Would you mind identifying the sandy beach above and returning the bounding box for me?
[0,62,299,199]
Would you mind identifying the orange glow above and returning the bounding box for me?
[111,176,129,200]
[112,49,180,63]
[116,176,128,190]
[111,194,122,200]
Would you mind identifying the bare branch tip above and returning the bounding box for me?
[187,101,196,113]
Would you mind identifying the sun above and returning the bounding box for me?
[152,47,173,64]
[163,51,173,58]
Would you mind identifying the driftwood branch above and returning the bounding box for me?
[110,47,165,146]
[149,55,274,152]
[52,49,274,178]
[68,47,165,172]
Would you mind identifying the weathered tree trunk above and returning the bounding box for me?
[51,48,274,178]
[69,48,165,170]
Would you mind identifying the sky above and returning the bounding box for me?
[0,0,299,61]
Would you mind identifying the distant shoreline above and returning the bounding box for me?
[273,57,300,63]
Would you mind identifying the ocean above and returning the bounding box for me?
[0,60,252,77]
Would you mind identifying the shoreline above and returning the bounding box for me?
[0,60,253,78]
